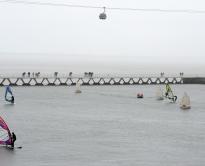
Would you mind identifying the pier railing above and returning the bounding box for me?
[0,77,183,86]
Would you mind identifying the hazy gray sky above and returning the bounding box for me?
[0,0,205,75]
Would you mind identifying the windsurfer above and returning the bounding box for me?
[11,96,14,103]
[5,86,15,103]
[165,83,177,102]
[11,132,16,148]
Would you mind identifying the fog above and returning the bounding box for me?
[0,0,205,75]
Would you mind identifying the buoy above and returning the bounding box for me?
[99,7,107,20]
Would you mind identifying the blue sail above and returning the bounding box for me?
[5,86,14,103]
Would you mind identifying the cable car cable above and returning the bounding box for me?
[1,0,205,14]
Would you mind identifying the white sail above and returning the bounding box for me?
[180,92,191,109]
[75,82,82,93]
[156,87,164,100]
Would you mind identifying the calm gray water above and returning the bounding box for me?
[0,85,205,166]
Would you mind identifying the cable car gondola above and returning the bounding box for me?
[99,7,107,20]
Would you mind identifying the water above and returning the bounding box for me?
[0,85,205,166]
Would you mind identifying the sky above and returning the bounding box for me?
[0,0,205,76]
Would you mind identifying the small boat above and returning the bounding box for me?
[180,92,191,109]
[75,82,82,93]
[137,93,143,98]
[156,87,164,100]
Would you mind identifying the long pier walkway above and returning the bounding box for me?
[0,77,184,86]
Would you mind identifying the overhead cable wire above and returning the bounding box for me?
[1,0,205,14]
[0,0,102,9]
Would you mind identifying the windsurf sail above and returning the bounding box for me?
[0,116,12,146]
[75,82,82,93]
[180,92,191,108]
[156,87,164,100]
[5,86,14,103]
[165,84,177,102]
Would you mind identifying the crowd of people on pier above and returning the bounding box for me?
[20,72,185,78]
[22,72,41,78]
[21,72,95,78]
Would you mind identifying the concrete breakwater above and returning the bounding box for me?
[0,77,185,86]
[183,77,205,84]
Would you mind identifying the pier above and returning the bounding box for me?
[0,77,184,86]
